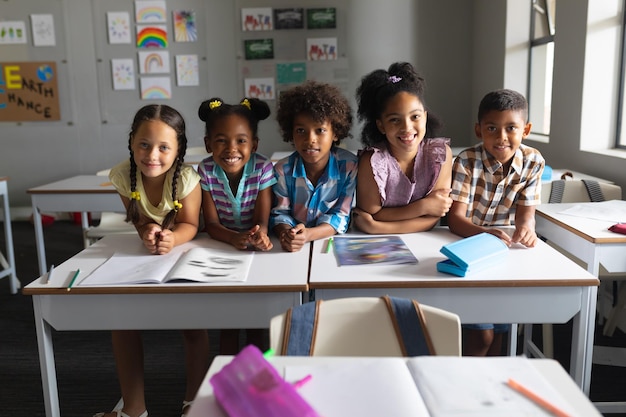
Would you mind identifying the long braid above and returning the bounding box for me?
[126,155,141,224]
[161,158,182,230]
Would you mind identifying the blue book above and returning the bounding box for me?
[437,233,508,277]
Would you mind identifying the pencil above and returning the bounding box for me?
[325,237,333,253]
[44,264,54,284]
[506,378,572,417]
[67,269,80,292]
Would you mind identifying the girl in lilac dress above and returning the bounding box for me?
[353,62,453,234]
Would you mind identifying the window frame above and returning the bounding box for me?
[527,0,555,138]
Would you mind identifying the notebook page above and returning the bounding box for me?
[284,358,430,417]
[408,356,577,417]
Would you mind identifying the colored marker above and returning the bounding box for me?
[506,378,572,417]
[292,374,312,389]
[325,237,333,253]
[67,269,80,291]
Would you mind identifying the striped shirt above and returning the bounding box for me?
[451,143,544,226]
[197,153,276,231]
[270,148,358,233]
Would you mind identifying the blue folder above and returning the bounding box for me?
[437,233,508,277]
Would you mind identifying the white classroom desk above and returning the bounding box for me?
[27,175,123,275]
[22,234,310,417]
[188,356,602,417]
[308,228,599,394]
[536,201,626,414]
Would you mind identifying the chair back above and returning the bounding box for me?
[269,297,461,357]
[541,179,622,204]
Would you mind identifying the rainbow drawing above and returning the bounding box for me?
[136,25,167,48]
[140,77,171,100]
[135,0,167,23]
[138,51,169,74]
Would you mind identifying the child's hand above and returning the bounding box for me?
[423,188,453,217]
[485,228,513,247]
[154,229,175,254]
[230,230,255,250]
[512,226,538,248]
[141,224,163,254]
[352,208,377,231]
[279,223,307,252]
[249,226,273,251]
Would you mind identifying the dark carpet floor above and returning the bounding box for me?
[0,220,625,416]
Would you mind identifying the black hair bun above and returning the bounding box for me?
[242,97,271,121]
[198,97,223,122]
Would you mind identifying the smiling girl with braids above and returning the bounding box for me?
[98,104,208,417]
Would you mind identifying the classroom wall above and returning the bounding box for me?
[2,0,625,211]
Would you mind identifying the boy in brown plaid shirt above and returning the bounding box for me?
[447,89,545,356]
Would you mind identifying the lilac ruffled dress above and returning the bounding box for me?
[368,138,450,207]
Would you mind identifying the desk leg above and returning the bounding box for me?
[81,211,90,248]
[32,296,60,417]
[570,285,597,394]
[31,199,47,276]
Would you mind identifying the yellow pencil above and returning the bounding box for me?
[507,378,572,417]
[67,269,80,292]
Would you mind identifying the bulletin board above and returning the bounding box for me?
[234,1,349,101]
[0,0,74,124]
[91,0,210,125]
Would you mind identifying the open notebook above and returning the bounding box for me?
[79,246,253,286]
[283,356,578,417]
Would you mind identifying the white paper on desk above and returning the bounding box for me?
[408,356,577,417]
[284,359,430,417]
[558,200,626,223]
[79,250,181,285]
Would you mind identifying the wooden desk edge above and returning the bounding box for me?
[536,210,626,244]
[309,278,599,290]
[22,284,309,295]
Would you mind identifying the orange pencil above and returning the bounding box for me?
[506,378,572,417]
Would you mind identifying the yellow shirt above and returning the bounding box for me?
[109,159,200,225]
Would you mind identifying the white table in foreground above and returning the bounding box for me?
[22,234,310,417]
[309,229,599,394]
[188,356,601,417]
[27,175,123,275]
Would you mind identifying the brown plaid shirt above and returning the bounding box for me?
[451,143,544,226]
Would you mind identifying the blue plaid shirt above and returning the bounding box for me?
[270,148,358,233]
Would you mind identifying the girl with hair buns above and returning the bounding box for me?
[197,97,276,353]
[98,104,208,417]
[354,62,453,234]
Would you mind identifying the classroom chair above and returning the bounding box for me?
[269,296,462,357]
[83,169,136,247]
[530,178,624,356]
[0,177,19,294]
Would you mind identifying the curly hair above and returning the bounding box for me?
[276,80,352,146]
[356,62,443,147]
[198,97,271,139]
[126,104,188,230]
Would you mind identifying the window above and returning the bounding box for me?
[617,2,626,148]
[528,0,556,136]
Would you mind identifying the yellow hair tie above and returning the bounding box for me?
[130,191,141,201]
[209,100,221,110]
[173,200,183,211]
[240,98,251,110]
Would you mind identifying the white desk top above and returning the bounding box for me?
[23,234,310,295]
[27,175,116,194]
[188,356,601,417]
[537,202,626,244]
[309,228,598,289]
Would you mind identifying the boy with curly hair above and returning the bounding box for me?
[271,80,358,252]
